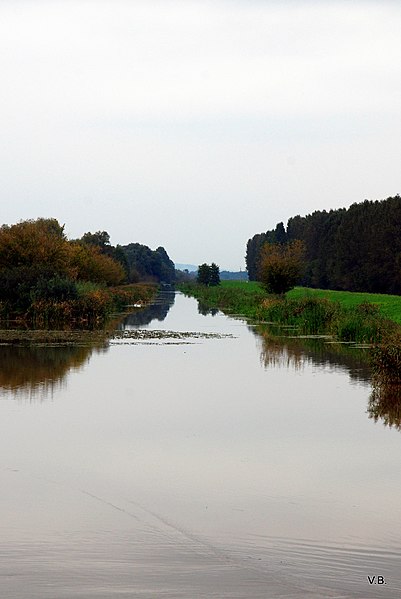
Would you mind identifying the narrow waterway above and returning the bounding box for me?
[0,291,400,598]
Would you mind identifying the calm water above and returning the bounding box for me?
[0,291,400,598]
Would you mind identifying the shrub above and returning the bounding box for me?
[258,240,305,294]
[31,275,78,302]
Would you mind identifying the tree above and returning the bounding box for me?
[197,263,221,286]
[209,263,220,286]
[197,263,211,285]
[67,242,125,286]
[81,230,110,248]
[122,243,175,283]
[258,240,305,294]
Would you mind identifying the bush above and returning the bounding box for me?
[31,275,78,302]
[258,240,305,294]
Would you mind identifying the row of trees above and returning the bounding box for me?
[79,231,176,284]
[122,243,175,284]
[246,195,401,294]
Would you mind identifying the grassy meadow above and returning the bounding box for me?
[187,280,401,325]
[287,286,401,325]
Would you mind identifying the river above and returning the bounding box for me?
[0,290,400,598]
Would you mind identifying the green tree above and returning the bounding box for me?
[258,240,305,294]
[81,230,110,248]
[197,263,211,285]
[197,263,221,286]
[209,263,220,286]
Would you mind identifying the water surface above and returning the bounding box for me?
[0,291,400,598]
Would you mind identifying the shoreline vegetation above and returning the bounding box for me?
[0,216,175,341]
[178,281,401,383]
[0,283,158,344]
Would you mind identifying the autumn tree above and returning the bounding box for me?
[67,242,125,286]
[0,218,72,309]
[0,218,68,273]
[258,240,305,295]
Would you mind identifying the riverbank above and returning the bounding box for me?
[178,281,401,380]
[179,281,400,340]
[0,283,158,343]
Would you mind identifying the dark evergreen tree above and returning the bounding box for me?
[209,263,221,286]
[197,263,211,285]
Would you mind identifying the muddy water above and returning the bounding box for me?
[0,291,400,598]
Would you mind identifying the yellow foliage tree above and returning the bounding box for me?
[0,218,69,273]
[258,240,305,294]
[67,242,125,286]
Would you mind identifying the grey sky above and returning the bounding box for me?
[1,1,400,269]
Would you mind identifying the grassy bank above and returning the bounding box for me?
[185,280,401,325]
[178,281,401,382]
[179,281,399,341]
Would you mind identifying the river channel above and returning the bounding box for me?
[0,290,400,598]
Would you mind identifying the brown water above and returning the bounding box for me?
[0,291,400,598]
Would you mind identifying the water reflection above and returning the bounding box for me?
[2,292,401,597]
[197,301,219,317]
[369,382,401,430]
[120,290,175,329]
[255,323,401,432]
[254,323,371,383]
[0,344,104,400]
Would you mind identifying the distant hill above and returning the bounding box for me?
[175,263,198,272]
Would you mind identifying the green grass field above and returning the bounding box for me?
[288,287,401,324]
[215,281,401,325]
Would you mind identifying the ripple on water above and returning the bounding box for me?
[239,534,401,594]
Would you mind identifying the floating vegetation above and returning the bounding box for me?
[0,326,235,346]
[111,329,235,341]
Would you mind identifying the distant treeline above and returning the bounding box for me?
[246,195,401,294]
[220,271,248,281]
[66,230,175,284]
[122,243,175,284]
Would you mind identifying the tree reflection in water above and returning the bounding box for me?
[369,381,401,431]
[255,324,371,383]
[197,301,219,317]
[255,323,401,431]
[0,344,105,400]
[120,290,175,328]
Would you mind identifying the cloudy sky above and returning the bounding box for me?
[1,1,401,269]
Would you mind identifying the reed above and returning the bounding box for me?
[13,283,158,328]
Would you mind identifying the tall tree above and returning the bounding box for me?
[209,263,221,286]
[197,263,211,285]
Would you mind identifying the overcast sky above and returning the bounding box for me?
[1,1,401,269]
